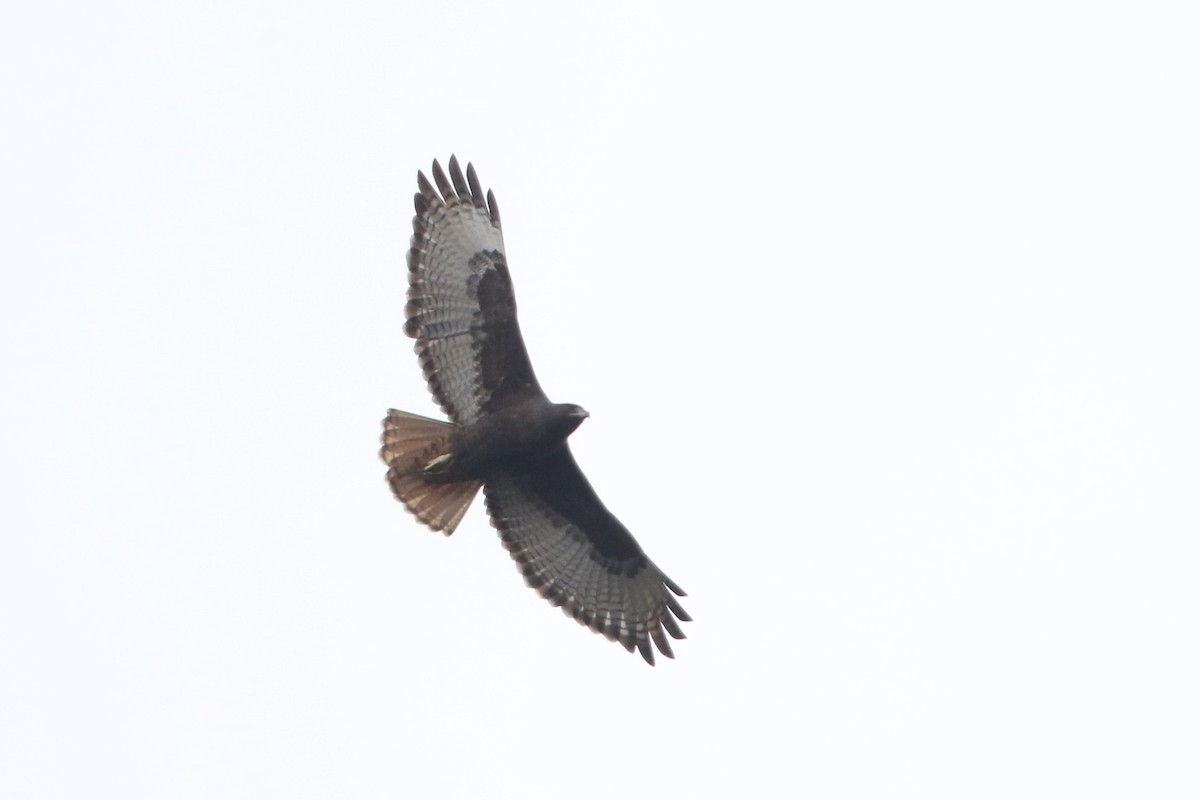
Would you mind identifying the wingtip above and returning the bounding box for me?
[487,188,500,226]
[650,626,675,661]
[415,157,499,227]
[447,155,470,197]
[415,172,438,209]
[637,638,656,666]
[431,158,455,199]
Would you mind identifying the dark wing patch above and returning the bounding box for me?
[483,448,690,665]
[405,157,545,424]
[473,260,543,414]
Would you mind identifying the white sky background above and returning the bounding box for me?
[2,1,1198,797]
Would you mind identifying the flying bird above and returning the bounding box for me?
[381,157,690,664]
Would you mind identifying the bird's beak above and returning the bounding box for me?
[570,407,590,419]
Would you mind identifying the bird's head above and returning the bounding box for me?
[553,403,590,437]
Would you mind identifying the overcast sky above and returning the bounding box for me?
[3,2,1198,798]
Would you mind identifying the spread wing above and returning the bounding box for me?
[483,447,691,665]
[404,156,546,425]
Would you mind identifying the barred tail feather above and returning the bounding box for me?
[380,409,482,535]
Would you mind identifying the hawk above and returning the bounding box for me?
[381,157,690,664]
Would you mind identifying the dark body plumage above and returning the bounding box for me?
[381,157,689,665]
[424,400,588,481]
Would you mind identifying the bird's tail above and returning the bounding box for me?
[380,409,482,535]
